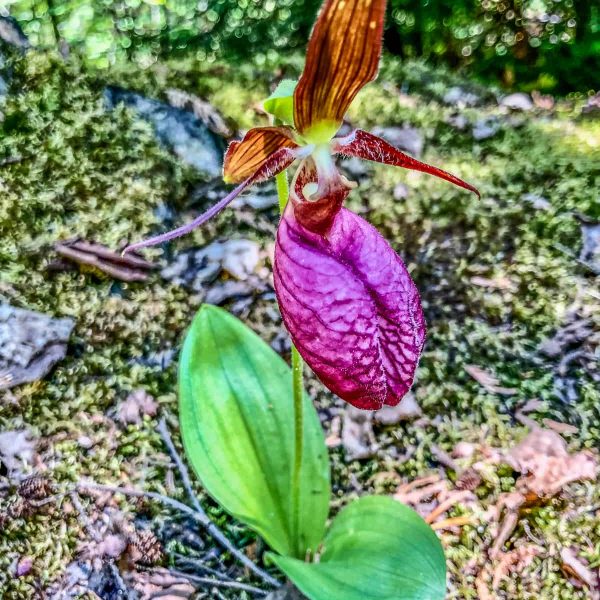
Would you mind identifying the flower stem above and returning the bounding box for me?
[275,170,305,558]
[276,168,289,214]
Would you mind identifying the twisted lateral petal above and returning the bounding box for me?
[333,129,480,197]
[223,127,298,184]
[274,204,425,410]
[124,146,298,254]
[294,0,387,141]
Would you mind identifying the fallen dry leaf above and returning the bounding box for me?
[560,547,599,591]
[15,556,34,577]
[394,475,449,518]
[455,468,482,491]
[431,444,459,471]
[541,418,578,435]
[474,561,502,600]
[96,534,127,560]
[425,490,475,524]
[127,567,195,600]
[470,275,515,290]
[531,90,555,110]
[451,441,476,459]
[55,239,155,282]
[492,543,542,589]
[325,415,342,448]
[518,398,545,414]
[506,427,598,497]
[464,364,518,395]
[117,390,159,426]
[489,511,519,559]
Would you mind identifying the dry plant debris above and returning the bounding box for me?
[54,239,156,283]
[116,389,159,426]
[391,423,600,598]
[464,364,518,395]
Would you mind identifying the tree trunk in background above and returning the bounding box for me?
[572,0,592,42]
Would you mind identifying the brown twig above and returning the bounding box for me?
[431,515,475,531]
[489,512,519,559]
[164,568,268,596]
[425,490,473,524]
[157,418,204,515]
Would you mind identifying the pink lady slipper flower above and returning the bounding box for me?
[126,0,479,410]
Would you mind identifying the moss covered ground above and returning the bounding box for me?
[0,49,598,598]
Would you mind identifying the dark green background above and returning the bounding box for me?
[5,0,599,94]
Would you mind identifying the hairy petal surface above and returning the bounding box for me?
[125,146,298,253]
[223,127,298,184]
[274,204,425,410]
[294,0,386,141]
[333,129,480,197]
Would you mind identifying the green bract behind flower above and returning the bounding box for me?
[263,79,297,127]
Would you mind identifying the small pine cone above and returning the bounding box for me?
[18,475,53,501]
[129,529,163,565]
[7,497,35,520]
[455,468,482,491]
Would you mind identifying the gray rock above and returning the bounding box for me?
[472,117,501,141]
[0,16,30,49]
[161,250,221,290]
[335,120,354,138]
[582,92,600,119]
[521,193,551,211]
[205,277,266,305]
[220,239,260,280]
[372,125,424,158]
[0,304,74,390]
[0,74,7,102]
[342,406,377,461]
[578,216,600,267]
[500,93,534,111]
[231,185,278,210]
[393,182,409,201]
[0,430,36,476]
[443,86,481,108]
[374,392,422,425]
[340,156,370,179]
[162,238,268,303]
[104,86,225,178]
[447,113,469,131]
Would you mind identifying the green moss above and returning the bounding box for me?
[1,50,598,598]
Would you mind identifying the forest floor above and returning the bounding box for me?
[1,46,599,599]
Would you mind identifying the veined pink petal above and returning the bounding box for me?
[124,146,299,254]
[274,203,425,410]
[333,129,480,197]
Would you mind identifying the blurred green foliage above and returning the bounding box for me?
[3,0,599,93]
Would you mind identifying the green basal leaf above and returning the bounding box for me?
[270,496,446,600]
[179,304,330,558]
[263,79,297,127]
